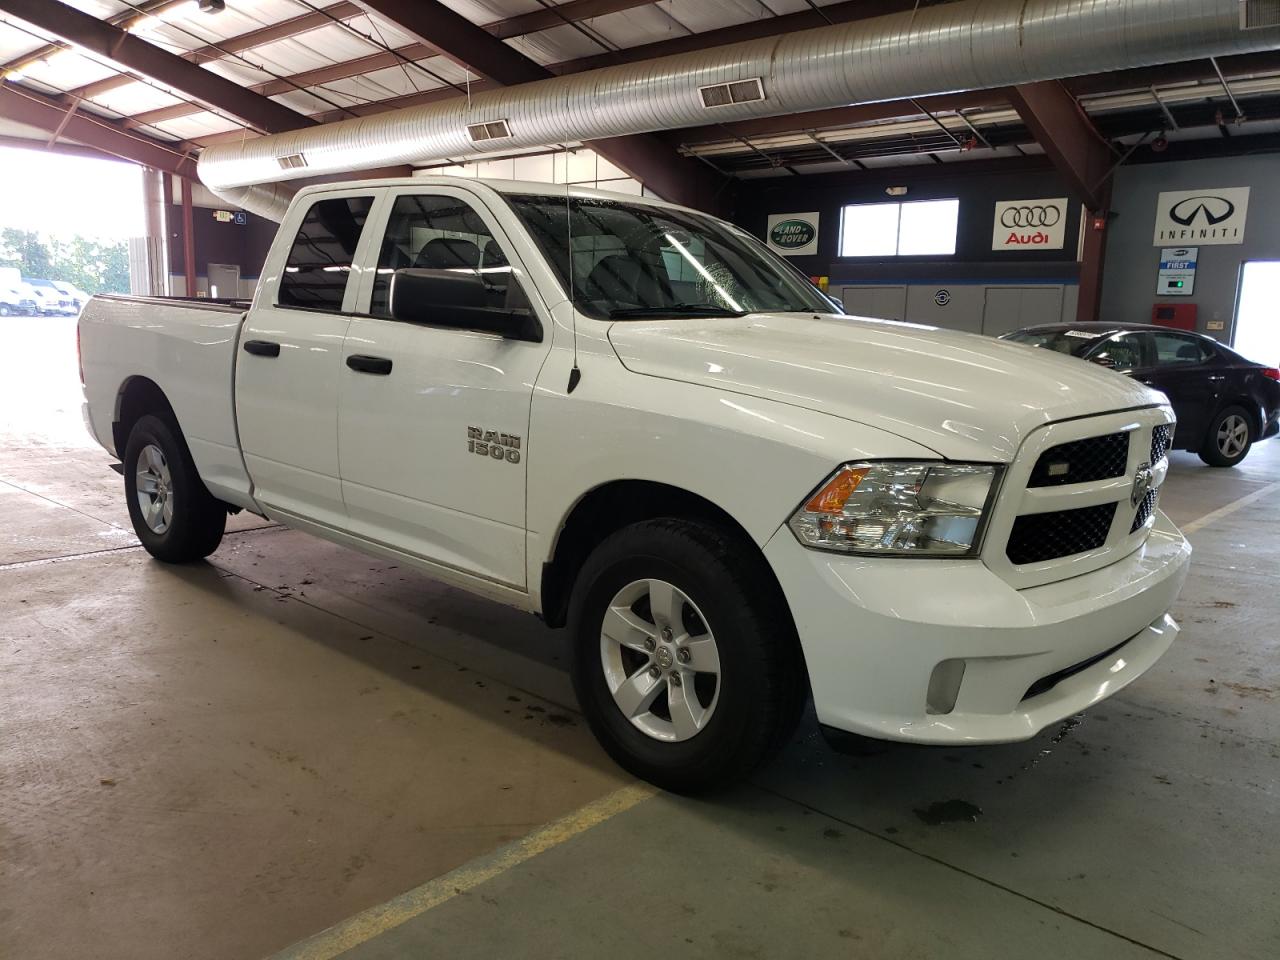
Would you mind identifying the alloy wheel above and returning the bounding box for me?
[1217,414,1249,458]
[135,443,174,534]
[599,578,722,742]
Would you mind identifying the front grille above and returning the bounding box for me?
[1150,423,1173,463]
[1028,432,1129,487]
[1131,488,1158,532]
[1006,502,1117,565]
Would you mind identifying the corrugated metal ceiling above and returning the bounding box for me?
[1,0,1277,174]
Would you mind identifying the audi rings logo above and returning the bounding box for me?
[1000,205,1062,229]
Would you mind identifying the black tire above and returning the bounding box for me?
[568,518,805,794]
[123,413,226,562]
[1198,405,1253,467]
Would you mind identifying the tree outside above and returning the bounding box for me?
[0,227,130,294]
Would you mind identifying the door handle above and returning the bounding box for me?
[346,354,393,375]
[243,339,281,357]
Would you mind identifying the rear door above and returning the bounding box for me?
[236,191,377,527]
[337,185,552,587]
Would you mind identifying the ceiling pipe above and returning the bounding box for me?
[198,0,1280,220]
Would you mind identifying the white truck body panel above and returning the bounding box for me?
[78,175,1191,745]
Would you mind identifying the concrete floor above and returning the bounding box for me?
[2,315,1277,960]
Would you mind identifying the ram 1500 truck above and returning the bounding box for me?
[79,177,1191,791]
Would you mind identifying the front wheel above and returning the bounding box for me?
[123,414,226,562]
[569,518,804,793]
[1199,406,1253,467]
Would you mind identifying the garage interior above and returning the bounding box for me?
[2,1,1279,959]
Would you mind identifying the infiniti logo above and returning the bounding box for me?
[1169,195,1236,226]
[1000,205,1061,229]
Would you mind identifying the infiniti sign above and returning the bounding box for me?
[1153,187,1249,245]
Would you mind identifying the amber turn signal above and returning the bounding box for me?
[804,466,869,514]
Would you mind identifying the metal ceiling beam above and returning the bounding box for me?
[348,0,548,86]
[671,90,1011,146]
[0,0,314,135]
[0,81,197,176]
[345,0,729,211]
[95,0,655,130]
[0,131,127,162]
[66,1,364,101]
[547,0,936,73]
[0,0,183,74]
[1007,80,1115,211]
[1065,51,1280,97]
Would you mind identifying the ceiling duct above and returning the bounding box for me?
[199,0,1280,220]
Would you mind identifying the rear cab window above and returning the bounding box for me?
[277,195,375,311]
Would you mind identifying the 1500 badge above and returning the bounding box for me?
[467,426,521,464]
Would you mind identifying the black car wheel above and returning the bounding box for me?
[1199,406,1253,467]
[123,414,227,561]
[569,518,805,794]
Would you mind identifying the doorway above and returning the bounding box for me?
[1234,261,1280,365]
[207,262,241,300]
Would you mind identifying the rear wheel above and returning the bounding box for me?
[123,414,226,561]
[569,518,804,793]
[1199,406,1253,467]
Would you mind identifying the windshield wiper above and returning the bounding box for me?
[607,303,747,319]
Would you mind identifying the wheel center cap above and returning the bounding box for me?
[655,645,674,670]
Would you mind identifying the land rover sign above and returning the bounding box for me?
[766,212,819,256]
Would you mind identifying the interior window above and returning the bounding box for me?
[371,194,512,318]
[278,195,373,311]
[1089,333,1144,370]
[1149,331,1212,366]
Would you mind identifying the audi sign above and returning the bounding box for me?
[992,197,1069,251]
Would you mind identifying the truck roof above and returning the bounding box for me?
[291,175,699,216]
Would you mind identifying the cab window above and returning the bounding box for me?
[277,195,374,311]
[370,194,512,318]
[1148,331,1213,366]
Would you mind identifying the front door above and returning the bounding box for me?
[236,192,376,528]
[337,187,552,588]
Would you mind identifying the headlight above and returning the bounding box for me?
[788,461,1001,556]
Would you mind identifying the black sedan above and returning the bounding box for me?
[1002,322,1280,467]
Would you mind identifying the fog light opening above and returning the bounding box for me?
[926,659,966,715]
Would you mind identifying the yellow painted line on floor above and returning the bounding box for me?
[268,782,658,960]
[1181,480,1280,536]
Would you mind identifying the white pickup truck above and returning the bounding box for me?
[80,177,1191,791]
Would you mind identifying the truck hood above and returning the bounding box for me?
[607,313,1165,462]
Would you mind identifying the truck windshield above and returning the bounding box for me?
[505,194,836,320]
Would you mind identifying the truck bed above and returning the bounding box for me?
[79,293,257,511]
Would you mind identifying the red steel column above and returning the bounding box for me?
[181,176,196,298]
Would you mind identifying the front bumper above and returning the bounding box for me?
[764,509,1191,744]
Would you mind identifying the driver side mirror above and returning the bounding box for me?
[390,268,541,342]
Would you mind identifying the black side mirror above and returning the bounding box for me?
[389,268,541,342]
